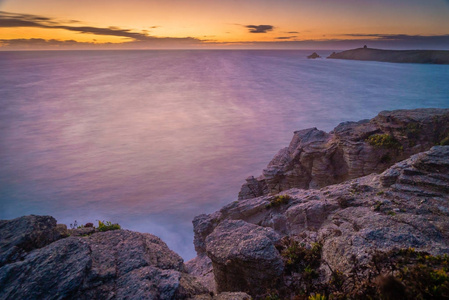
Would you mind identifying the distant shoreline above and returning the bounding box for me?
[327,47,449,64]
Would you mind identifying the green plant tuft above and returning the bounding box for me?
[373,201,383,212]
[366,134,402,150]
[264,292,280,300]
[98,220,121,232]
[266,195,292,209]
[308,293,326,300]
[271,244,449,299]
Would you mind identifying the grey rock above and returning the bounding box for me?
[238,176,268,200]
[0,237,91,299]
[0,227,207,299]
[239,108,449,199]
[380,146,449,195]
[186,254,216,293]
[205,220,283,296]
[69,226,96,236]
[0,215,68,267]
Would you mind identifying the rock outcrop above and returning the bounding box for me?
[0,216,208,299]
[239,108,449,200]
[205,220,283,296]
[0,215,68,267]
[193,146,449,298]
[327,47,449,64]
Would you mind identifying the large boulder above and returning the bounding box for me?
[239,108,449,199]
[205,220,283,296]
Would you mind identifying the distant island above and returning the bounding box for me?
[327,46,449,64]
[307,52,321,59]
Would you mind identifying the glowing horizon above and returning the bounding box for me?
[1,0,449,50]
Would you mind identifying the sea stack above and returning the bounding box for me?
[307,52,321,59]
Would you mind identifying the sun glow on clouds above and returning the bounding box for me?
[0,27,131,44]
[1,0,449,49]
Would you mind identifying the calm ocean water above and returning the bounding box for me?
[1,50,448,259]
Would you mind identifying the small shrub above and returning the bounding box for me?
[278,238,324,297]
[370,249,449,299]
[280,239,322,274]
[387,210,396,216]
[281,246,449,299]
[308,293,326,300]
[329,269,345,291]
[266,195,292,209]
[85,222,94,228]
[404,123,421,140]
[98,220,121,232]
[366,134,402,150]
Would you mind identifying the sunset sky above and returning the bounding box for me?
[1,0,449,50]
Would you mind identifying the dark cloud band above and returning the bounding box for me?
[246,25,274,33]
[0,11,159,41]
[275,36,297,40]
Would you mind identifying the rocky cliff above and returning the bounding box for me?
[1,108,448,299]
[327,47,449,64]
[191,146,449,299]
[238,108,449,200]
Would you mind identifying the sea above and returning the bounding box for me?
[1,50,448,260]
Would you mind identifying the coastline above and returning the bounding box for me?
[327,47,449,64]
[1,108,449,299]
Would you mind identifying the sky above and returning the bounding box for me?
[1,0,449,50]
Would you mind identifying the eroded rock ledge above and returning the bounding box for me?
[238,108,449,200]
[191,146,449,299]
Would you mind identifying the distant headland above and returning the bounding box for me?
[327,46,449,64]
